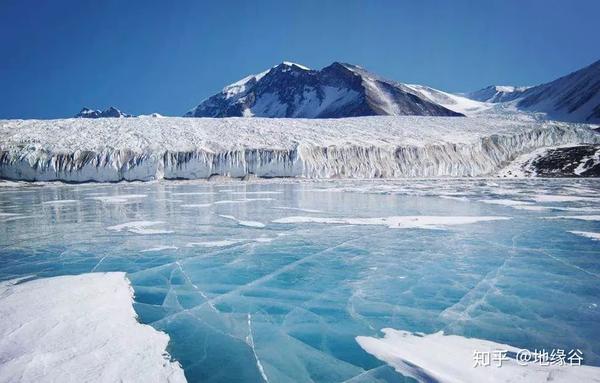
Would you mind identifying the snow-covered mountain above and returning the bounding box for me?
[465,60,600,123]
[465,86,531,103]
[75,107,132,118]
[185,62,464,118]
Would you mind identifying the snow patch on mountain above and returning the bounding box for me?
[465,85,532,103]
[405,84,492,115]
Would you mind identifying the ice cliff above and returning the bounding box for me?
[0,116,598,182]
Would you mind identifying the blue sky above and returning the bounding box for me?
[1,0,599,119]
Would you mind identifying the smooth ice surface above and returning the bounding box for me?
[0,178,599,382]
[357,329,600,383]
[0,273,186,383]
[1,116,598,181]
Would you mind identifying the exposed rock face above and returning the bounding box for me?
[529,145,600,177]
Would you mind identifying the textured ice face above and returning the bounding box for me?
[1,116,598,181]
[0,179,599,382]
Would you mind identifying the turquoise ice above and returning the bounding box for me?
[1,179,599,382]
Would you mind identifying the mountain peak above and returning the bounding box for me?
[75,106,132,118]
[185,61,463,118]
[465,58,600,123]
[279,61,310,70]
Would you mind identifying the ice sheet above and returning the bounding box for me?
[356,329,600,383]
[0,273,186,383]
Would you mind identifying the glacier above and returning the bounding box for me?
[0,116,598,182]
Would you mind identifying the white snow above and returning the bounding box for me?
[405,84,493,115]
[569,231,600,241]
[545,215,600,221]
[186,240,241,247]
[42,199,79,205]
[0,273,186,383]
[107,221,174,235]
[574,148,600,175]
[281,61,310,70]
[479,199,533,206]
[272,215,510,230]
[0,116,597,182]
[219,214,266,228]
[356,329,600,383]
[272,206,323,213]
[140,246,178,253]
[533,195,600,203]
[213,198,274,205]
[89,194,148,203]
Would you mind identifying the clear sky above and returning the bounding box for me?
[1,0,599,119]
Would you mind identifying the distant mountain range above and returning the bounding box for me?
[184,62,463,118]
[465,60,600,123]
[74,59,600,124]
[75,107,132,118]
[74,107,163,119]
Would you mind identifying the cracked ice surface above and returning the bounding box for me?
[0,179,599,382]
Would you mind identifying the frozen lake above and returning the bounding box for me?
[1,179,599,382]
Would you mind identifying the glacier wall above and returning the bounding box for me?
[0,117,598,182]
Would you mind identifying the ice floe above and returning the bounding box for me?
[272,206,323,213]
[532,195,600,203]
[545,215,600,221]
[356,329,600,383]
[219,214,266,228]
[0,273,186,383]
[89,194,147,203]
[185,240,242,247]
[140,246,179,253]
[479,199,533,206]
[107,221,174,235]
[41,199,80,205]
[272,215,511,229]
[569,231,600,241]
[213,198,274,205]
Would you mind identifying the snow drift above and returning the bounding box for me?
[356,329,600,383]
[0,273,186,383]
[0,116,598,182]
